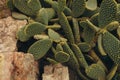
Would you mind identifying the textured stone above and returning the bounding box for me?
[0,52,39,80]
[0,16,27,52]
[43,64,69,80]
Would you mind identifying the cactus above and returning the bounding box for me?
[90,13,99,26]
[28,39,53,60]
[104,21,119,31]
[102,31,120,64]
[80,21,96,44]
[98,0,117,28]
[98,34,107,56]
[72,18,81,44]
[86,0,97,10]
[16,26,30,42]
[63,7,72,16]
[48,29,61,42]
[35,8,48,25]
[58,0,66,12]
[24,22,46,37]
[55,51,70,63]
[71,44,88,68]
[56,43,63,51]
[117,27,120,39]
[61,42,89,80]
[58,12,75,43]
[13,0,41,16]
[78,43,91,52]
[47,58,58,64]
[12,12,28,20]
[33,34,49,40]
[106,64,118,80]
[71,0,86,17]
[81,7,99,18]
[85,63,106,80]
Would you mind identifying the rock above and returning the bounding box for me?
[0,16,27,52]
[0,0,11,18]
[0,52,39,80]
[42,64,69,80]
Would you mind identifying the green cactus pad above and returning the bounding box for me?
[98,0,117,28]
[28,39,53,60]
[34,34,49,40]
[48,29,61,42]
[58,12,75,43]
[98,35,107,56]
[117,27,120,39]
[56,43,63,51]
[80,21,96,44]
[86,0,97,10]
[35,8,48,25]
[55,51,70,63]
[12,12,28,20]
[61,42,89,80]
[71,44,88,68]
[46,8,56,20]
[106,64,118,80]
[102,31,120,64]
[47,58,58,64]
[85,64,106,79]
[105,21,119,31]
[24,22,46,37]
[16,26,30,42]
[78,43,91,52]
[90,13,99,26]
[13,0,41,16]
[82,7,99,18]
[72,18,81,44]
[58,0,66,12]
[63,7,72,16]
[71,0,86,17]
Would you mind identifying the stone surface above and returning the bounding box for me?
[0,52,39,80]
[0,0,11,18]
[0,16,27,52]
[43,64,69,80]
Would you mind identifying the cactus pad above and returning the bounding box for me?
[85,64,105,79]
[98,0,117,28]
[24,22,46,37]
[71,0,85,17]
[102,31,120,64]
[55,51,70,63]
[28,39,53,60]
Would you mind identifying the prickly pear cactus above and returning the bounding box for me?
[8,0,120,79]
[13,0,41,16]
[102,31,120,64]
[28,39,53,60]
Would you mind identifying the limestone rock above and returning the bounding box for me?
[0,16,27,52]
[43,64,69,80]
[0,52,39,80]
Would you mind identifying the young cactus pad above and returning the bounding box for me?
[55,51,70,63]
[85,63,106,79]
[24,22,46,37]
[102,31,120,64]
[16,26,30,42]
[48,29,61,42]
[35,8,48,25]
[28,39,53,60]
[12,12,28,20]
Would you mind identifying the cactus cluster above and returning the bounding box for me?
[7,0,120,80]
